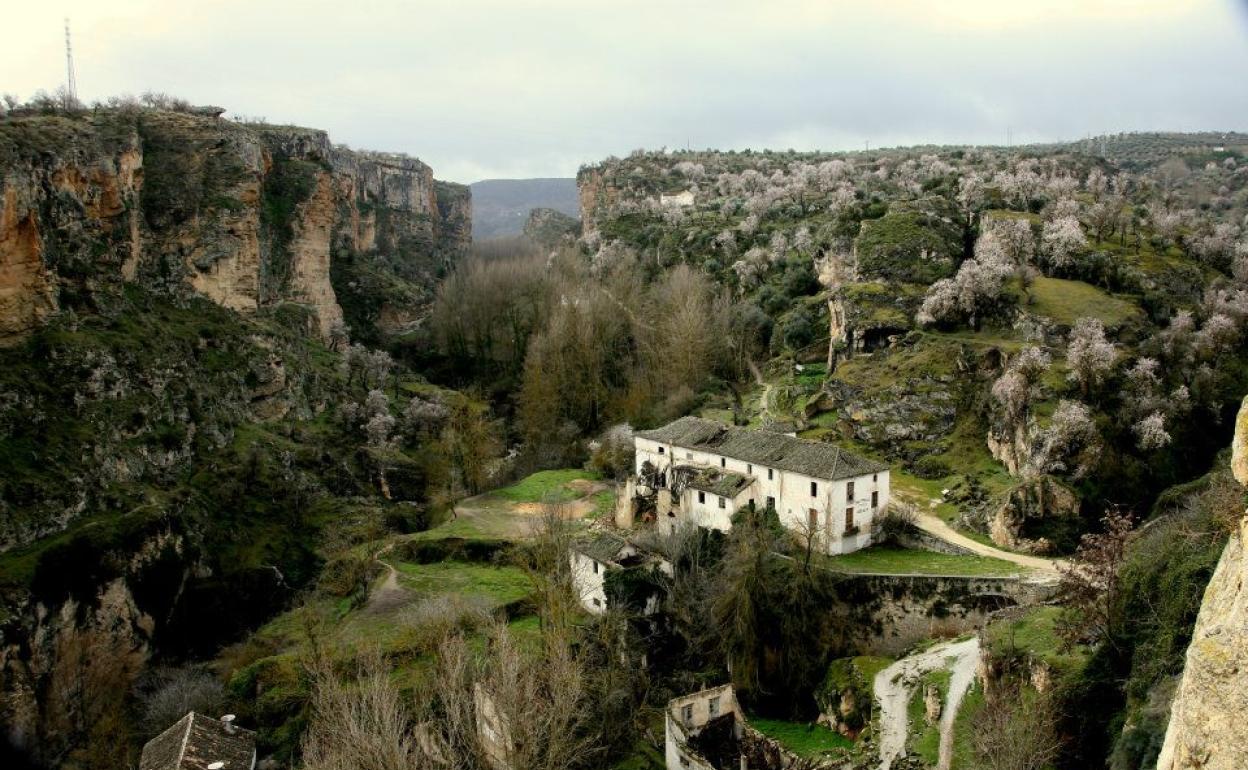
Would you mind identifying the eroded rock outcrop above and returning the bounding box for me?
[1156,396,1248,770]
[988,475,1080,554]
[0,109,468,344]
[522,206,579,249]
[576,165,621,237]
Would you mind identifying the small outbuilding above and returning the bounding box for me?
[140,712,256,770]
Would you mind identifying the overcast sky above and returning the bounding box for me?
[6,1,1248,182]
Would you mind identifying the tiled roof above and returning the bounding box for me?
[140,713,256,770]
[573,531,630,564]
[638,417,888,481]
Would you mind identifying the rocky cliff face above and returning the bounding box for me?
[522,206,580,249]
[1156,396,1248,770]
[0,110,469,346]
[576,166,621,237]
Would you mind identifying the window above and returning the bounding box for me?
[845,507,855,530]
[768,468,774,481]
[718,497,726,509]
[872,491,879,509]
[658,446,665,454]
[720,457,726,468]
[747,464,753,474]
[808,508,818,528]
[749,498,756,509]
[847,481,855,501]
[682,704,694,724]
[766,496,775,510]
[698,491,706,504]
[873,472,878,482]
[592,561,599,574]
[708,696,721,717]
[592,598,601,607]
[811,481,818,497]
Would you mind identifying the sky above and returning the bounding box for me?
[5,1,1248,182]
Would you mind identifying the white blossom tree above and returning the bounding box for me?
[1066,318,1117,395]
[1041,216,1087,271]
[1029,399,1101,478]
[992,346,1052,424]
[1133,411,1172,451]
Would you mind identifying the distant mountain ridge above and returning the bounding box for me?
[470,177,578,240]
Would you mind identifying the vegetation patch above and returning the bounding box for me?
[747,716,853,757]
[394,561,531,605]
[822,546,1021,577]
[488,468,603,504]
[1027,276,1142,328]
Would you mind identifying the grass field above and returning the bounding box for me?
[983,605,1089,674]
[748,717,854,757]
[395,561,531,605]
[822,546,1022,577]
[1027,276,1141,328]
[489,469,602,503]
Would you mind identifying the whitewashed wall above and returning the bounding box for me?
[635,435,890,554]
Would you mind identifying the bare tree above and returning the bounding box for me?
[302,654,421,770]
[1056,507,1134,650]
[422,624,602,770]
[138,667,226,737]
[971,679,1062,770]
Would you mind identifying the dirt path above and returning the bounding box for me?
[875,637,980,770]
[937,639,979,770]
[911,510,1063,578]
[746,359,775,421]
[365,542,408,614]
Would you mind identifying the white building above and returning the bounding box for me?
[634,416,890,554]
[569,531,669,615]
[665,684,740,770]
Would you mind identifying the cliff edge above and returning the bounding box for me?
[0,108,470,345]
[1156,396,1248,770]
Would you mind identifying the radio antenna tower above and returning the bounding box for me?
[64,18,78,103]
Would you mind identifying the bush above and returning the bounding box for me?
[913,454,952,479]
[396,594,492,654]
[873,504,918,545]
[137,667,226,738]
[781,310,815,350]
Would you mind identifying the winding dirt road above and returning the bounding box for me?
[875,636,980,770]
[911,510,1064,578]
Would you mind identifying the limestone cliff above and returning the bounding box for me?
[576,166,621,236]
[0,109,469,345]
[1156,396,1248,770]
[522,206,580,249]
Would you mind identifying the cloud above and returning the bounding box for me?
[5,1,1247,181]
